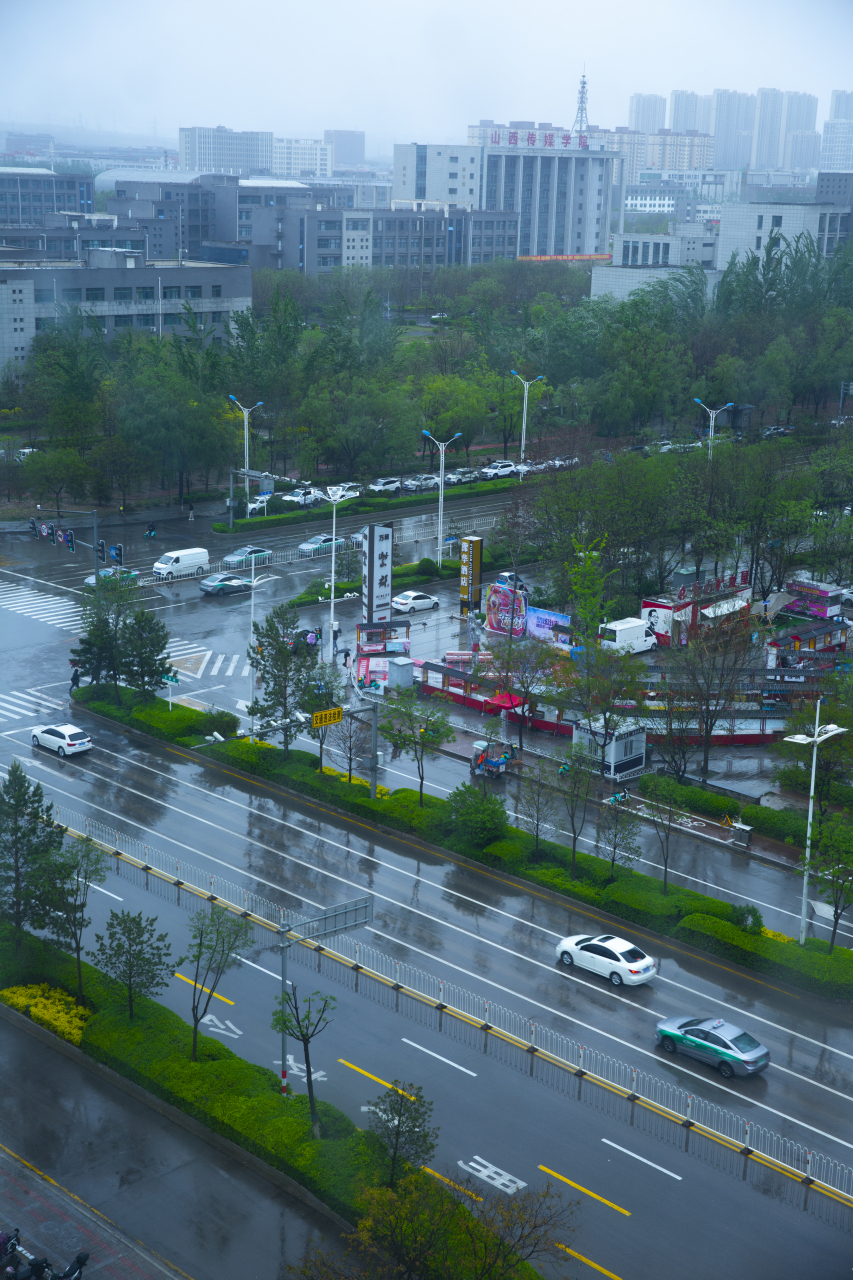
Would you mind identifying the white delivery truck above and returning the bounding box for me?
[152,547,210,581]
[598,616,657,654]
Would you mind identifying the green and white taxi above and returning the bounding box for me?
[655,1015,770,1079]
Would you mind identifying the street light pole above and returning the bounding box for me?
[694,398,734,460]
[784,699,848,945]
[326,486,346,664]
[228,396,264,509]
[511,370,543,468]
[422,430,462,567]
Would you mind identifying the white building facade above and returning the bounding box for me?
[273,138,333,179]
[179,127,274,174]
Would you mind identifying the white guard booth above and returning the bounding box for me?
[573,718,647,782]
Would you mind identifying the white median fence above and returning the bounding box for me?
[54,802,852,1203]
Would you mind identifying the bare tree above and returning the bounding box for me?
[555,747,594,879]
[640,680,697,782]
[596,801,642,884]
[186,905,253,1060]
[666,624,755,776]
[478,635,557,749]
[272,985,336,1139]
[640,777,680,894]
[327,709,371,783]
[515,758,559,859]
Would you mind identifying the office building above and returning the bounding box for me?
[751,89,784,171]
[628,94,666,135]
[779,93,818,164]
[711,90,756,170]
[395,143,484,207]
[0,168,95,224]
[669,92,712,135]
[178,126,274,174]
[0,253,251,366]
[624,182,720,223]
[821,120,853,172]
[816,171,853,204]
[273,138,333,179]
[716,200,848,264]
[783,131,821,172]
[324,130,366,168]
[830,91,853,121]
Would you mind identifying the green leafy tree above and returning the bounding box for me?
[271,985,336,1138]
[24,448,90,518]
[0,761,66,948]
[596,801,642,884]
[46,836,111,1003]
[87,910,179,1019]
[367,1081,439,1189]
[119,608,174,703]
[248,602,317,750]
[71,576,138,699]
[379,687,456,806]
[445,782,509,848]
[810,814,853,952]
[295,661,345,772]
[185,905,253,1060]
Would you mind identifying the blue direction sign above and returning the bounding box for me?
[109,545,117,559]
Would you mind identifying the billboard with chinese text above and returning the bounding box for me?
[361,523,393,624]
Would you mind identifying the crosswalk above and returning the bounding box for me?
[166,638,250,681]
[0,585,83,631]
[0,688,67,725]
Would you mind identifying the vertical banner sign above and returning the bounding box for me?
[459,536,483,616]
[362,523,393,624]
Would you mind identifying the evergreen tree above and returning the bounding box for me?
[119,608,174,702]
[0,761,66,948]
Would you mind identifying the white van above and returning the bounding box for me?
[152,547,210,581]
[598,617,657,654]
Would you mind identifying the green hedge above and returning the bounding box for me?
[673,913,853,999]
[740,803,808,848]
[637,774,740,821]
[72,685,239,747]
[775,766,853,809]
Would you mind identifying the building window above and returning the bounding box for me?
[661,244,670,265]
[771,215,782,228]
[114,288,133,301]
[653,242,660,264]
[622,242,630,265]
[163,286,181,300]
[755,236,762,250]
[642,243,649,265]
[448,188,457,195]
[185,285,202,298]
[317,220,341,231]
[137,314,156,326]
[114,315,133,328]
[62,289,82,302]
[85,288,105,302]
[346,218,369,231]
[317,238,341,249]
[34,289,52,303]
[137,287,155,301]
[238,227,252,238]
[163,313,181,326]
[212,285,222,298]
[630,242,638,265]
[35,318,53,331]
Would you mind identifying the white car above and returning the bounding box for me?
[403,474,440,493]
[31,723,92,757]
[297,533,347,558]
[282,487,325,507]
[480,460,518,480]
[369,477,402,496]
[392,590,440,614]
[555,932,658,987]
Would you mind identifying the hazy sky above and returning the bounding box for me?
[3,0,851,156]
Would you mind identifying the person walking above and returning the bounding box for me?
[188,502,195,522]
[332,619,341,659]
[69,668,80,693]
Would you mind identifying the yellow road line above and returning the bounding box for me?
[556,1243,623,1279]
[539,1165,631,1215]
[422,1166,483,1199]
[173,973,234,1004]
[337,1059,416,1098]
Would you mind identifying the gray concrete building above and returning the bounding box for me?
[179,127,274,174]
[324,130,366,169]
[711,90,756,171]
[0,168,95,226]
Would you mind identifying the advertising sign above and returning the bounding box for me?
[312,706,343,729]
[526,606,573,649]
[485,583,527,638]
[641,603,673,642]
[459,536,483,615]
[361,522,393,624]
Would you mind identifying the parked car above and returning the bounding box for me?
[515,462,536,477]
[247,495,273,517]
[349,524,369,547]
[282,487,325,507]
[31,723,92,757]
[298,533,347,558]
[334,482,363,499]
[199,572,253,597]
[655,1015,770,1079]
[598,616,657,654]
[445,467,480,485]
[152,547,210,580]
[369,477,402,496]
[480,460,518,480]
[495,571,528,592]
[392,589,440,613]
[403,474,440,493]
[222,545,273,570]
[84,567,140,587]
[555,932,658,987]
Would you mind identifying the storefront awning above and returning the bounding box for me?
[701,595,750,619]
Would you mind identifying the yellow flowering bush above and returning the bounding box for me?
[761,926,793,944]
[0,984,90,1045]
[321,765,389,799]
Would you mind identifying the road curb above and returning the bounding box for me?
[0,1001,354,1233]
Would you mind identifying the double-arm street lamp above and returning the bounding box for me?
[422,430,462,567]
[694,398,733,459]
[784,698,848,945]
[325,485,347,664]
[511,370,543,467]
[228,395,264,507]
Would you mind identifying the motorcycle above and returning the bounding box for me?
[16,1254,88,1280]
[143,525,157,539]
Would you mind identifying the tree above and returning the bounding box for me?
[480,635,558,749]
[555,748,593,879]
[87,910,178,1019]
[327,708,371,783]
[248,602,316,750]
[23,448,90,518]
[119,609,174,703]
[596,801,642,883]
[367,1081,439,1189]
[0,760,66,948]
[47,836,110,1003]
[775,687,853,835]
[185,905,253,1060]
[379,687,456,806]
[666,625,755,776]
[809,814,853,952]
[296,661,345,772]
[641,682,697,782]
[71,576,138,700]
[641,777,680,894]
[445,783,509,849]
[555,646,643,780]
[271,984,336,1139]
[516,759,559,859]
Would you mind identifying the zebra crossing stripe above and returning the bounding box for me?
[226,655,239,677]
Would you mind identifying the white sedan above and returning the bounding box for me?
[32,723,92,757]
[392,590,440,614]
[555,932,658,986]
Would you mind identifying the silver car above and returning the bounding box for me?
[655,1015,770,1079]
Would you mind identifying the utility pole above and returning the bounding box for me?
[511,370,543,466]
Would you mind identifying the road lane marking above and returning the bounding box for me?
[337,1060,415,1097]
[422,1167,482,1199]
[91,883,123,901]
[601,1139,682,1180]
[538,1165,630,1215]
[173,973,234,1003]
[233,954,291,984]
[555,1244,622,1279]
[225,655,239,676]
[458,1156,526,1193]
[401,1038,477,1075]
[210,655,223,676]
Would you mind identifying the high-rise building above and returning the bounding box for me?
[323,130,366,168]
[628,94,666,135]
[821,120,853,172]
[272,138,333,179]
[830,91,853,121]
[668,91,712,134]
[779,92,818,165]
[711,90,756,170]
[179,126,274,174]
[751,89,783,170]
[783,131,821,172]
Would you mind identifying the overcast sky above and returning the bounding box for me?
[2,0,850,157]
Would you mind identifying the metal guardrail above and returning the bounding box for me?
[53,802,853,1204]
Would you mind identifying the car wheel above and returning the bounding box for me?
[650,641,657,651]
[432,600,439,610]
[165,572,174,582]
[216,587,225,597]
[719,1061,736,1079]
[559,951,574,967]
[196,566,204,576]
[58,746,66,758]
[409,606,416,615]
[609,972,623,986]
[660,1036,677,1054]
[32,734,39,747]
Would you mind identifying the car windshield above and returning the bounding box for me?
[160,555,174,564]
[730,1031,761,1052]
[620,947,646,962]
[68,732,88,742]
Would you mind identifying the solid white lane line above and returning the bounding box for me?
[235,955,290,984]
[91,883,123,901]
[601,1139,682,1180]
[401,1038,477,1075]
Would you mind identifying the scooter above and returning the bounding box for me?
[143,525,157,539]
[16,1254,88,1280]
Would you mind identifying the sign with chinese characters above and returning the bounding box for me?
[311,706,343,729]
[362,522,393,624]
[518,254,612,263]
[459,536,483,615]
[484,583,527,638]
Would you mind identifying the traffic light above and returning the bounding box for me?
[66,529,75,554]
[28,518,37,538]
[48,523,56,546]
[114,543,123,567]
[97,539,106,563]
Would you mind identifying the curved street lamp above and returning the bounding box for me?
[422,430,462,567]
[511,370,543,468]
[229,396,264,506]
[694,398,733,459]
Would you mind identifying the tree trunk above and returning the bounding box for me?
[830,913,839,954]
[303,1037,320,1139]
[128,981,134,1021]
[75,944,84,1005]
[191,1017,198,1058]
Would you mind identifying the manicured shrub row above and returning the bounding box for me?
[740,803,808,848]
[673,914,853,999]
[637,773,741,821]
[775,765,853,809]
[72,685,239,747]
[0,983,90,1044]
